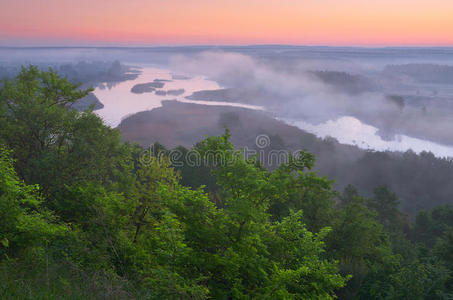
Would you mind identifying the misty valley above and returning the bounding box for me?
[2,46,453,299]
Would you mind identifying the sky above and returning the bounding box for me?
[1,0,453,46]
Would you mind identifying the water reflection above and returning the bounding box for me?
[94,66,262,127]
[285,116,453,158]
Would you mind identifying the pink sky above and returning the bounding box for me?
[1,0,453,46]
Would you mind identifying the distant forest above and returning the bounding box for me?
[119,100,453,217]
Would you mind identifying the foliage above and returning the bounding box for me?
[0,67,452,299]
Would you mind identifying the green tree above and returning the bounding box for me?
[268,151,336,232]
[192,132,347,299]
[0,66,131,210]
[367,186,408,234]
[0,147,67,259]
[328,196,397,299]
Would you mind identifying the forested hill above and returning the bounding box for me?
[1,67,453,299]
[119,100,453,216]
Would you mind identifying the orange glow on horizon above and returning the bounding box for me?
[1,0,453,46]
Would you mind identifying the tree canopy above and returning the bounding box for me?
[0,66,451,299]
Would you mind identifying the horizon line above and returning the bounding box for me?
[2,44,453,49]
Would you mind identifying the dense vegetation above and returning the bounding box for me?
[119,100,453,216]
[1,66,453,299]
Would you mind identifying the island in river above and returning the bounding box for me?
[131,80,167,94]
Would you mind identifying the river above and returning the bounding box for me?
[94,65,453,158]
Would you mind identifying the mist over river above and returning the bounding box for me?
[284,116,453,157]
[94,65,453,158]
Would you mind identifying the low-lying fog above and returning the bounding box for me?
[2,46,453,157]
